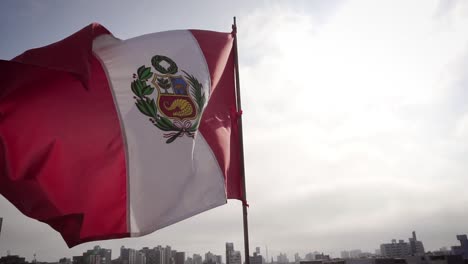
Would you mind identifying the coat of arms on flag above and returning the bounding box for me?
[131,55,206,144]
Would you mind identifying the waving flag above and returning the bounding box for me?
[0,23,243,247]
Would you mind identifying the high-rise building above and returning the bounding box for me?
[193,255,202,264]
[81,246,111,264]
[226,243,241,264]
[175,252,185,264]
[165,247,173,264]
[89,255,102,264]
[226,243,234,264]
[380,239,411,258]
[341,251,350,259]
[294,253,301,264]
[228,252,241,264]
[409,231,425,255]
[140,247,161,264]
[136,252,146,264]
[277,253,289,264]
[121,246,146,264]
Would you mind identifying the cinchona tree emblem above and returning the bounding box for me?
[131,55,206,144]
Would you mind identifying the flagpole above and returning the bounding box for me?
[232,16,250,264]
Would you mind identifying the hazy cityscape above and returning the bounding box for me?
[2,2,468,264]
[2,232,468,264]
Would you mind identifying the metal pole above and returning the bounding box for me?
[232,16,250,264]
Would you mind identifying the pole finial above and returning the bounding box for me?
[232,17,237,34]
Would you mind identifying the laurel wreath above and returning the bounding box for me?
[131,56,205,144]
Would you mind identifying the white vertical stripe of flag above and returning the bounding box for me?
[93,30,227,235]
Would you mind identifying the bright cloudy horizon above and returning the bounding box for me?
[1,0,468,262]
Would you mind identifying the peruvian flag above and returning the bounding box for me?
[0,23,244,247]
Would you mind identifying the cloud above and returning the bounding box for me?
[237,0,468,256]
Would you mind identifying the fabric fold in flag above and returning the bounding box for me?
[0,23,243,247]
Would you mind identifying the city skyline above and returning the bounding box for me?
[2,0,468,261]
[2,232,468,263]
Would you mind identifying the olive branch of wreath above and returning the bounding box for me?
[131,60,205,144]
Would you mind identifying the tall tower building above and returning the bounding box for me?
[409,231,425,255]
[175,252,185,264]
[226,243,241,264]
[193,254,202,264]
[165,246,173,264]
[226,243,234,264]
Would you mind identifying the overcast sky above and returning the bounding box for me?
[1,0,468,262]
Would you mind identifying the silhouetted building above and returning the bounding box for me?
[73,256,85,264]
[406,255,464,264]
[0,255,26,264]
[277,253,289,264]
[193,255,202,264]
[175,252,185,264]
[120,247,146,264]
[226,243,240,264]
[73,246,111,264]
[340,259,407,264]
[452,235,468,259]
[226,243,234,264]
[60,258,72,264]
[250,253,264,264]
[314,254,329,261]
[140,248,158,264]
[165,247,173,264]
[381,240,411,258]
[409,232,425,256]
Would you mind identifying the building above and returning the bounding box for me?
[165,247,173,264]
[409,232,425,256]
[314,254,330,261]
[349,250,362,259]
[120,247,146,264]
[451,235,468,259]
[175,252,185,264]
[0,255,26,264]
[140,247,160,264]
[277,253,289,264]
[226,243,234,264]
[341,252,350,259]
[74,246,111,264]
[406,255,464,264]
[228,252,241,264]
[193,255,202,264]
[304,252,320,261]
[60,258,73,264]
[204,252,222,264]
[73,256,86,264]
[295,253,302,264]
[250,253,264,264]
[226,243,241,264]
[381,239,411,258]
[136,252,146,264]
